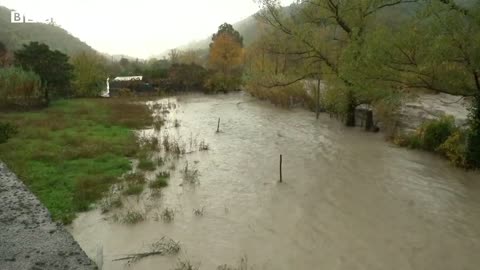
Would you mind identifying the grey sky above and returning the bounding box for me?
[0,0,294,58]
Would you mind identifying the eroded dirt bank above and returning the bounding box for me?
[0,162,96,270]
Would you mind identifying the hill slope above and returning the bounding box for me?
[0,6,95,55]
[179,15,260,51]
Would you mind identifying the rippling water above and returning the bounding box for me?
[69,92,480,270]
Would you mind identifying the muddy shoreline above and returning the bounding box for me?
[0,162,96,270]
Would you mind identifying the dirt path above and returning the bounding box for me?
[0,162,96,270]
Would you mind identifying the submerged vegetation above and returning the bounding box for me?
[120,209,146,225]
[182,161,200,184]
[149,171,170,189]
[161,207,175,223]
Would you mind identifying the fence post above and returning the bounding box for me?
[279,154,283,183]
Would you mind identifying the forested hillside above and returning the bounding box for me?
[0,6,95,56]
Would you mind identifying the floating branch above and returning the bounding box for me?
[112,237,180,265]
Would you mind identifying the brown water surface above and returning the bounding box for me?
[69,93,480,270]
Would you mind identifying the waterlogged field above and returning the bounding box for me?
[0,98,152,223]
[67,93,480,270]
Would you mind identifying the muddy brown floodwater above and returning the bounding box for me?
[68,92,480,270]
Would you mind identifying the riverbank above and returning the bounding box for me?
[0,98,153,223]
[0,162,96,270]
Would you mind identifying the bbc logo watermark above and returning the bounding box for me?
[10,10,54,24]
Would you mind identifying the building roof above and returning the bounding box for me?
[112,76,143,81]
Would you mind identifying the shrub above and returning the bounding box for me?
[0,67,42,108]
[71,52,107,97]
[0,122,18,143]
[393,133,422,149]
[419,116,456,151]
[466,94,480,168]
[116,88,135,97]
[438,130,468,168]
[395,116,457,151]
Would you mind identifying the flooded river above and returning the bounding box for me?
[69,93,480,270]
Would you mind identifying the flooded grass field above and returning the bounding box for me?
[69,93,480,270]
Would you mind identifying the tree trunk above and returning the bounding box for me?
[365,110,373,131]
[345,90,356,127]
[44,87,50,106]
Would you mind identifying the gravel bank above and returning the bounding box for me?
[0,162,96,270]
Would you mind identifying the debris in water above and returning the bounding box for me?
[112,237,180,265]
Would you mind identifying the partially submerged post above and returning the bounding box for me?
[279,154,283,183]
[316,78,321,119]
[216,118,220,133]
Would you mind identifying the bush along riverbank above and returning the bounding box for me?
[0,98,153,224]
[393,105,480,169]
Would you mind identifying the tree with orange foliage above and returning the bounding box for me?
[206,23,244,93]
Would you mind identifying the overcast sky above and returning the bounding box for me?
[0,0,293,58]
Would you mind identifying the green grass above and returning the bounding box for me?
[0,98,152,224]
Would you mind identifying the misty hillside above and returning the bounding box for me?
[0,6,95,55]
[179,15,260,51]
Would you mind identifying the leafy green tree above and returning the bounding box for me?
[143,58,170,82]
[119,57,129,68]
[14,42,73,104]
[71,52,107,97]
[256,0,417,125]
[167,63,207,91]
[0,41,6,66]
[0,67,42,108]
[359,0,480,166]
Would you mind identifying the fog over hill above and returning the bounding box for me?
[0,6,95,56]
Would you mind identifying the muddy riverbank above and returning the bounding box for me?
[0,162,96,270]
[70,92,480,270]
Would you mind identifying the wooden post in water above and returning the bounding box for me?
[316,78,321,120]
[279,154,283,183]
[217,118,220,133]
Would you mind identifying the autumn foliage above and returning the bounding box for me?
[206,25,244,93]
